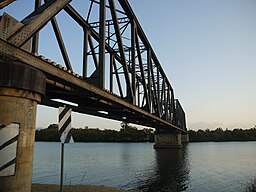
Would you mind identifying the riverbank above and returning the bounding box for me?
[32,184,137,192]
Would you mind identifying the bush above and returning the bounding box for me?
[246,178,256,192]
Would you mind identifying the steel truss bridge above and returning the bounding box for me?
[0,0,186,132]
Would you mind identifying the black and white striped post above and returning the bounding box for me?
[58,106,74,192]
[0,123,19,177]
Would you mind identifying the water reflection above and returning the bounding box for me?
[138,145,190,192]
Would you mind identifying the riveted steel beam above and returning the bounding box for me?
[51,17,72,71]
[108,0,133,102]
[98,0,106,89]
[131,19,136,105]
[135,28,150,111]
[83,28,89,78]
[31,0,41,55]
[0,0,15,9]
[7,0,72,47]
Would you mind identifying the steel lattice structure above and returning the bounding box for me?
[0,0,186,132]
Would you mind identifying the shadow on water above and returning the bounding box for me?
[138,145,190,192]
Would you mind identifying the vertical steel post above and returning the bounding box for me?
[113,59,124,98]
[147,48,152,113]
[99,0,106,89]
[149,60,159,116]
[137,81,140,107]
[135,28,150,111]
[108,0,133,101]
[110,54,113,92]
[164,85,168,121]
[167,86,170,121]
[171,88,175,124]
[31,0,41,55]
[160,76,165,116]
[83,28,89,79]
[131,20,136,104]
[157,65,161,115]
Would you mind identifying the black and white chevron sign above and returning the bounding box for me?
[58,106,74,144]
[0,123,19,177]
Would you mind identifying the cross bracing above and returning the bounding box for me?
[0,0,186,132]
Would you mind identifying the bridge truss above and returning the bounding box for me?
[0,0,186,131]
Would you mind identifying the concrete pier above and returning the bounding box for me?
[154,129,182,149]
[181,133,189,143]
[0,60,45,192]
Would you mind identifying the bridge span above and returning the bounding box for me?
[0,0,188,191]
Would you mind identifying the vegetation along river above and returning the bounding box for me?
[33,141,256,192]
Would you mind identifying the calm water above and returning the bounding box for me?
[33,142,256,192]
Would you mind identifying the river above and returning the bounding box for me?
[32,141,256,192]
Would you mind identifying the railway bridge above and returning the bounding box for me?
[0,0,188,191]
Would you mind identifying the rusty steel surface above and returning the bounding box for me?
[0,0,187,132]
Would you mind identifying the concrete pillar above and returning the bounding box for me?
[181,133,189,143]
[0,60,45,192]
[154,129,182,149]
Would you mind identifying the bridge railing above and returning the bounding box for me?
[0,0,186,131]
[174,99,187,131]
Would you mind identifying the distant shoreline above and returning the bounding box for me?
[35,125,256,143]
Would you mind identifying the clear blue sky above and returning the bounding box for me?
[2,0,256,130]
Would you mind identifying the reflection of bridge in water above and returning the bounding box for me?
[138,146,190,192]
[0,1,188,191]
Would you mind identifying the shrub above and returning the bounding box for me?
[246,178,256,192]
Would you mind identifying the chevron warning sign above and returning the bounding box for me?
[0,123,20,177]
[58,106,74,144]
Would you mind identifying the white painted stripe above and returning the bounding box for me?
[0,123,19,176]
[0,164,15,177]
[59,106,64,114]
[60,124,71,143]
[58,107,73,143]
[0,124,19,146]
[58,108,71,131]
[0,141,17,168]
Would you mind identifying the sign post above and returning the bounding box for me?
[60,143,64,192]
[58,106,74,192]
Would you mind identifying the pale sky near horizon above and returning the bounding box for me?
[2,0,256,130]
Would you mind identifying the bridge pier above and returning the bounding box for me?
[0,60,45,192]
[154,129,182,149]
[181,133,189,143]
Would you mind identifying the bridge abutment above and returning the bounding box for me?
[154,129,182,149]
[0,60,45,192]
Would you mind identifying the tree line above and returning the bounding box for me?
[35,123,256,142]
[35,122,154,142]
[188,127,256,142]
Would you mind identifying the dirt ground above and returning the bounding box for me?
[32,184,140,192]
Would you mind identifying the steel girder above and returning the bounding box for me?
[0,0,187,131]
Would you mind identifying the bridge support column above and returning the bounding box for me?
[181,133,189,143]
[154,129,182,149]
[0,60,45,192]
